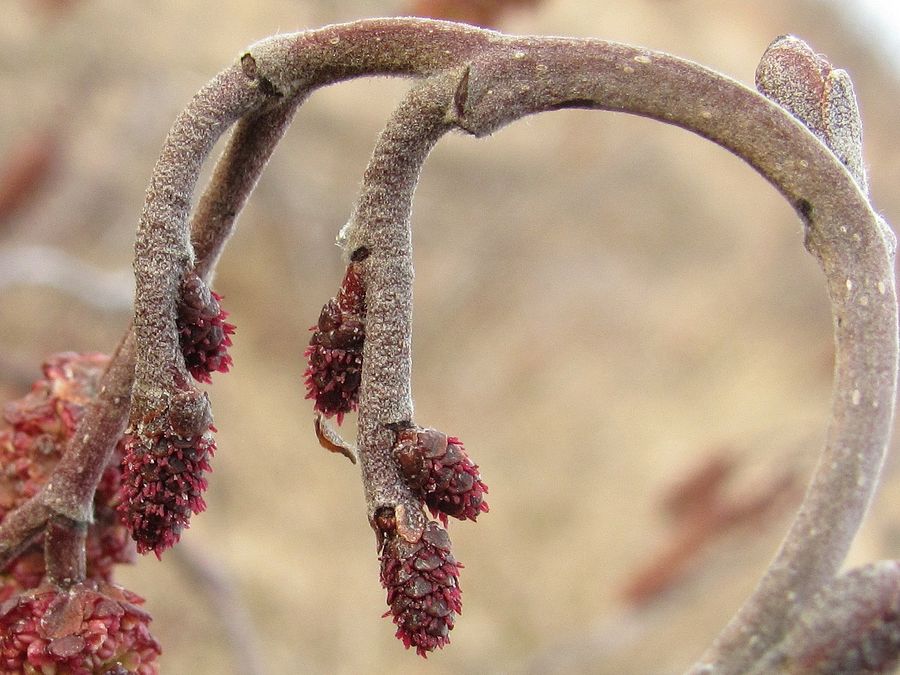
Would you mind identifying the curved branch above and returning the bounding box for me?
[57,17,893,671]
[407,32,896,672]
[130,20,502,431]
[0,70,300,574]
[283,21,893,670]
[131,59,274,430]
[191,97,304,280]
[340,70,463,540]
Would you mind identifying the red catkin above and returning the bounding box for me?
[177,272,235,384]
[303,264,365,423]
[0,581,160,674]
[117,426,215,559]
[380,521,462,657]
[394,427,489,525]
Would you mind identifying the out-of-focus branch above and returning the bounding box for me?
[621,466,798,607]
[173,541,269,675]
[0,129,59,225]
[0,245,132,312]
[408,0,544,28]
[339,71,461,541]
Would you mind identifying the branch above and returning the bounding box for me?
[339,71,463,540]
[245,19,898,666]
[0,128,59,225]
[44,515,86,588]
[131,60,274,425]
[1,18,892,671]
[0,63,299,574]
[416,29,896,671]
[748,561,900,673]
[276,22,892,665]
[0,245,133,312]
[35,332,136,524]
[130,19,499,438]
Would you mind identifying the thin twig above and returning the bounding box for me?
[131,60,273,428]
[44,515,86,589]
[36,330,136,524]
[172,540,269,675]
[0,66,295,574]
[0,245,133,312]
[340,72,462,540]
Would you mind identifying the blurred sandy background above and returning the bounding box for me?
[1,1,899,673]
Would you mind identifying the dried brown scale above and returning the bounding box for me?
[755,35,868,195]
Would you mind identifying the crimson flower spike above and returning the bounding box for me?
[304,262,366,424]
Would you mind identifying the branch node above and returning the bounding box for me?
[44,515,87,589]
[756,35,868,193]
[449,65,471,122]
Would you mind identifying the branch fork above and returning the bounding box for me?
[0,17,896,671]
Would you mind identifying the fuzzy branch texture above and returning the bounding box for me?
[0,17,896,673]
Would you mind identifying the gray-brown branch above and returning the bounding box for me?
[0,18,892,675]
[340,71,463,541]
[127,18,896,671]
[0,64,297,576]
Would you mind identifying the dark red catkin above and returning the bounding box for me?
[379,521,463,657]
[394,427,489,526]
[177,272,235,384]
[117,271,232,557]
[304,264,365,423]
[117,423,215,559]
